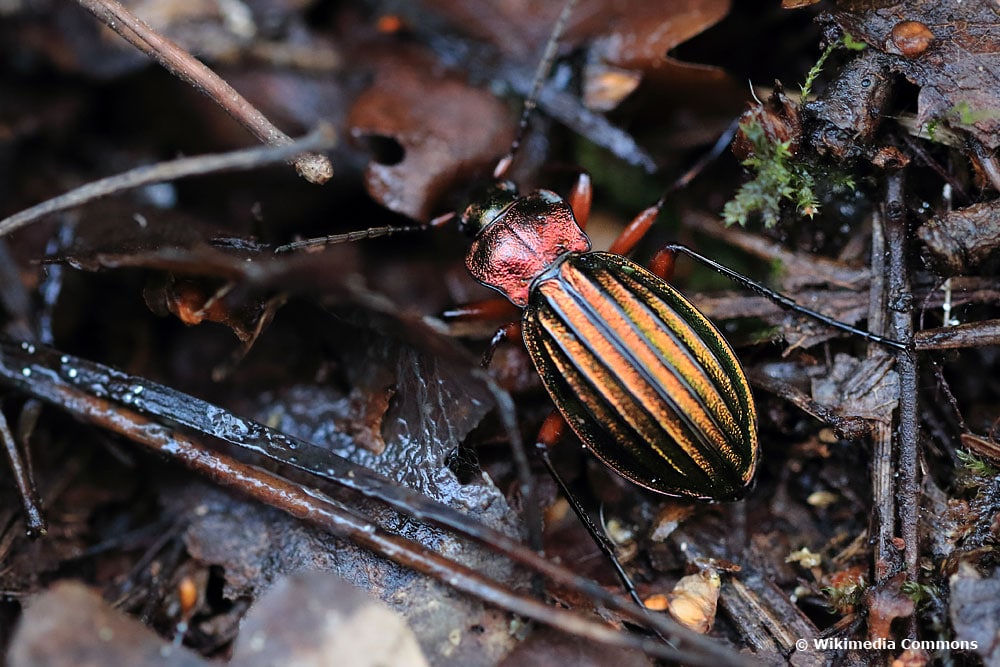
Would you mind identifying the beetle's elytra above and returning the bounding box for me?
[463,182,759,501]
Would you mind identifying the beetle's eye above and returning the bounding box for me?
[459,180,518,236]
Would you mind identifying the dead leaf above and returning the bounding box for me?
[666,569,722,634]
[9,581,207,667]
[866,574,915,641]
[811,354,899,424]
[233,571,430,667]
[169,319,521,666]
[950,562,1000,665]
[831,1,1000,148]
[347,47,514,221]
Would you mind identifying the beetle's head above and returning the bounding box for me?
[458,180,518,237]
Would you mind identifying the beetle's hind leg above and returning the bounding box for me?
[605,120,741,260]
[568,172,593,229]
[535,412,647,610]
[467,308,648,609]
[654,243,908,351]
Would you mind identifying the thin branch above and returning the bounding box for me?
[915,319,1000,350]
[867,207,898,584]
[0,406,46,536]
[746,368,872,441]
[51,391,711,662]
[0,126,335,240]
[0,338,756,666]
[884,172,920,638]
[74,0,333,183]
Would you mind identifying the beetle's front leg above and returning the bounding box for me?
[568,172,592,230]
[608,204,662,257]
[442,298,519,324]
[482,322,522,369]
[441,299,522,367]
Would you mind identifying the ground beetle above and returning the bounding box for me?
[460,179,758,501]
[442,0,905,504]
[277,0,909,503]
[278,0,908,604]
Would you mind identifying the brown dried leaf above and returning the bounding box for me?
[10,581,207,667]
[950,562,1000,665]
[831,1,1000,148]
[421,0,729,70]
[347,47,514,221]
[811,354,899,424]
[171,320,520,666]
[573,0,731,73]
[350,0,735,215]
[865,574,915,641]
[233,571,429,667]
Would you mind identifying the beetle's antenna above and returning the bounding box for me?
[274,225,422,253]
[658,118,740,210]
[493,0,579,180]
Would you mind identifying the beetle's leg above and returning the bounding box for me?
[482,322,522,368]
[442,298,520,324]
[477,320,650,608]
[608,204,661,256]
[647,246,677,282]
[658,243,909,351]
[441,300,523,367]
[535,412,646,609]
[568,172,593,230]
[1,408,46,536]
[608,119,741,258]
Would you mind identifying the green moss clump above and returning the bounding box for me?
[723,119,829,228]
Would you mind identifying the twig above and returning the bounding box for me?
[884,172,920,638]
[0,407,46,536]
[746,368,872,441]
[915,319,1000,350]
[0,338,757,666]
[73,0,333,184]
[675,526,822,661]
[867,207,898,583]
[0,126,336,240]
[0,242,46,536]
[49,391,710,662]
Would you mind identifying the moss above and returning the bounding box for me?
[723,119,832,228]
[956,449,997,479]
[842,33,868,51]
[901,581,939,608]
[799,39,840,103]
[724,38,857,229]
[822,579,867,613]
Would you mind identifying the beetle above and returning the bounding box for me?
[274,0,909,598]
[459,180,758,500]
[276,1,908,507]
